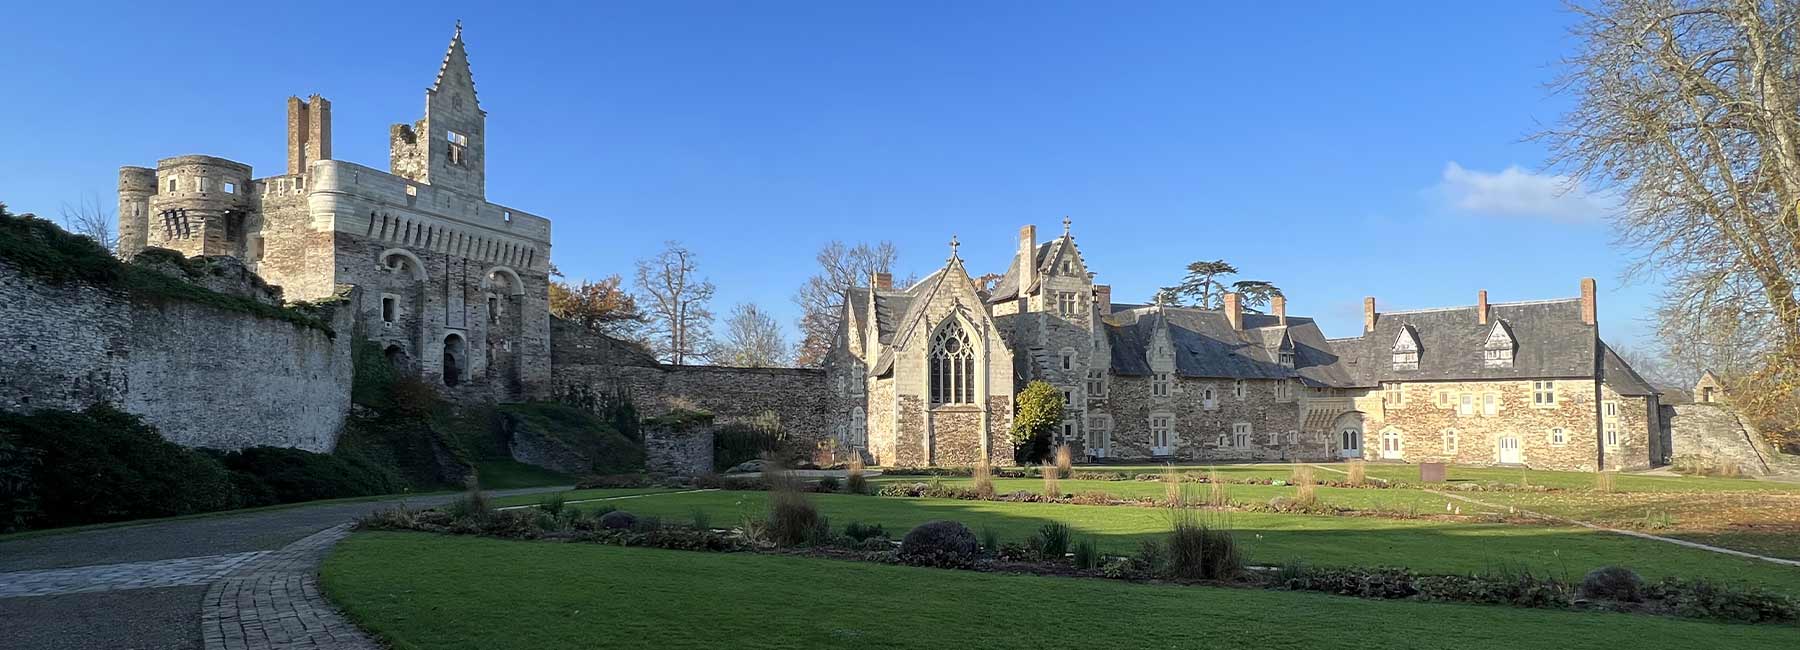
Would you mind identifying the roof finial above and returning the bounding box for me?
[1062,215,1072,237]
[949,235,961,260]
[454,19,463,38]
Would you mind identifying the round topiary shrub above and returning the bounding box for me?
[899,520,980,568]
[599,510,639,531]
[1581,566,1644,602]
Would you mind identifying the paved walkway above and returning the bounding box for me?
[0,486,567,650]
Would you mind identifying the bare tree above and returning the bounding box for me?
[60,193,116,253]
[792,240,902,367]
[633,241,715,365]
[715,302,789,368]
[1544,0,1800,438]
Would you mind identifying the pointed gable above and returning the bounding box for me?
[1391,325,1420,370]
[431,22,484,114]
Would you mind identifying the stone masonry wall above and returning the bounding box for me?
[1664,403,1776,475]
[1352,379,1646,472]
[1099,375,1322,461]
[644,424,714,477]
[0,259,354,452]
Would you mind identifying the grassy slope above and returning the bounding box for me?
[471,460,574,490]
[323,532,1800,650]
[575,490,1800,593]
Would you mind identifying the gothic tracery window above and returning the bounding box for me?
[930,319,976,405]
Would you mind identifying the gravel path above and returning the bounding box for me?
[0,486,567,650]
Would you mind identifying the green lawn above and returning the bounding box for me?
[323,532,1800,649]
[1066,462,1798,494]
[486,487,682,509]
[471,460,576,489]
[567,490,1800,593]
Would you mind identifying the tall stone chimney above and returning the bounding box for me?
[1364,297,1377,333]
[1094,284,1112,316]
[1224,292,1242,331]
[1580,278,1597,325]
[286,95,332,175]
[1017,225,1037,300]
[872,272,892,291]
[1272,294,1286,326]
[1477,290,1489,325]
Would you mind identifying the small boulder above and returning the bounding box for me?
[899,520,980,568]
[1581,566,1644,602]
[599,510,639,530]
[726,459,766,474]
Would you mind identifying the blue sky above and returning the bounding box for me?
[0,1,1659,347]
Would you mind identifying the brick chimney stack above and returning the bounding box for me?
[1580,278,1597,326]
[872,272,892,291]
[1017,225,1037,301]
[1364,297,1377,332]
[1224,292,1242,331]
[1094,284,1112,316]
[1477,290,1489,325]
[1272,294,1287,326]
[286,95,332,175]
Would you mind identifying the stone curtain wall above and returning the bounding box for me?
[644,424,714,476]
[550,320,830,450]
[0,260,355,452]
[1664,403,1777,475]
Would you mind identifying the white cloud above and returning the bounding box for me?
[1433,161,1613,222]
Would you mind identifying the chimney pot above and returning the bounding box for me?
[1224,292,1242,331]
[1580,278,1597,325]
[1364,297,1377,332]
[1272,294,1287,326]
[1095,284,1112,316]
[872,272,893,290]
[1477,290,1489,325]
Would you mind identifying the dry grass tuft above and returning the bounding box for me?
[1594,470,1616,493]
[846,455,867,495]
[1053,444,1074,478]
[1206,468,1231,508]
[1163,464,1184,505]
[972,457,997,499]
[1292,465,1317,507]
[1346,460,1366,486]
[1041,462,1063,498]
[766,459,822,546]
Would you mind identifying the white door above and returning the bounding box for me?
[1339,426,1362,459]
[1380,430,1403,460]
[1087,429,1109,459]
[1498,436,1522,464]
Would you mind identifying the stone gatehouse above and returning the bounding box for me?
[826,221,1663,472]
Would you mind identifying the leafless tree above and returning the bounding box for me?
[792,240,903,366]
[1543,0,1800,437]
[60,193,116,253]
[634,241,715,365]
[715,302,790,368]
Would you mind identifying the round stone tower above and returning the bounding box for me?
[149,155,254,257]
[117,166,156,257]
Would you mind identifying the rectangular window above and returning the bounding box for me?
[447,130,469,165]
[1482,393,1498,417]
[381,296,397,324]
[223,181,236,194]
[1152,373,1170,397]
[1061,422,1074,443]
[1061,351,1073,371]
[1604,401,1618,418]
[1484,347,1514,368]
[1550,427,1567,446]
[1458,393,1474,416]
[1275,379,1291,401]
[1086,370,1105,398]
[1202,386,1217,409]
[1233,380,1246,400]
[1392,350,1419,370]
[1533,381,1557,406]
[1061,390,1073,406]
[1605,422,1620,447]
[1383,382,1403,406]
[1443,429,1458,453]
[167,178,177,192]
[1057,291,1078,317]
[1279,350,1296,368]
[1150,416,1172,450]
[1232,422,1250,448]
[250,235,265,261]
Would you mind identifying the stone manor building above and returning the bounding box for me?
[826,222,1663,472]
[116,25,552,400]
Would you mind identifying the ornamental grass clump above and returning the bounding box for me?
[1074,538,1100,569]
[1035,521,1072,560]
[766,462,822,546]
[846,456,868,495]
[1162,464,1183,505]
[1291,465,1317,507]
[972,458,997,499]
[1053,444,1074,478]
[1165,493,1241,581]
[445,479,491,523]
[1346,460,1366,486]
[1594,470,1616,493]
[1207,469,1231,508]
[1040,462,1062,498]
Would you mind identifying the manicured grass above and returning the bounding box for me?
[571,490,1800,593]
[875,475,1452,512]
[486,487,682,509]
[1068,462,1799,494]
[323,532,1800,649]
[471,460,575,489]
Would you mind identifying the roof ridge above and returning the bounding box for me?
[1382,297,1578,316]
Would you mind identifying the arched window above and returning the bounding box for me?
[850,407,866,445]
[930,320,976,405]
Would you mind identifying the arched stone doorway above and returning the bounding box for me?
[442,333,466,387]
[384,344,410,374]
[1331,411,1364,459]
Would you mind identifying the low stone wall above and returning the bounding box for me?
[644,424,714,477]
[0,257,355,452]
[1663,403,1777,475]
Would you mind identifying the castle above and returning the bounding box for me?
[115,24,552,401]
[824,221,1669,472]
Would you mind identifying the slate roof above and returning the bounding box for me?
[1328,299,1599,387]
[1600,342,1657,396]
[985,242,1055,303]
[1102,306,1351,386]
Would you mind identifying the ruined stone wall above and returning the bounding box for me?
[1353,379,1643,471]
[644,424,714,477]
[0,259,354,452]
[1664,403,1777,475]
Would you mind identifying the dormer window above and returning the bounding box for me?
[1391,326,1420,370]
[1279,350,1296,368]
[1483,321,1515,368]
[1060,259,1072,275]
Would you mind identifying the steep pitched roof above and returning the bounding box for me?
[1329,299,1598,386]
[429,22,484,114]
[1103,306,1349,385]
[1600,342,1657,396]
[984,242,1053,303]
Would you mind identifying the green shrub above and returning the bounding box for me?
[689,507,712,530]
[445,484,492,522]
[1581,566,1644,602]
[844,521,888,542]
[1074,538,1100,569]
[1133,538,1167,574]
[212,446,398,506]
[816,475,840,492]
[1649,578,1800,624]
[713,422,782,472]
[0,433,40,532]
[980,527,1000,553]
[0,406,242,529]
[898,520,980,568]
[1035,522,1072,560]
[1011,381,1062,464]
[1166,510,1242,581]
[536,493,567,516]
[767,467,822,546]
[599,510,638,530]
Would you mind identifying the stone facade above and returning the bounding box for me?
[0,258,354,452]
[644,424,715,477]
[116,25,552,402]
[1663,403,1779,475]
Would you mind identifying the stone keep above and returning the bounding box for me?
[117,25,553,401]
